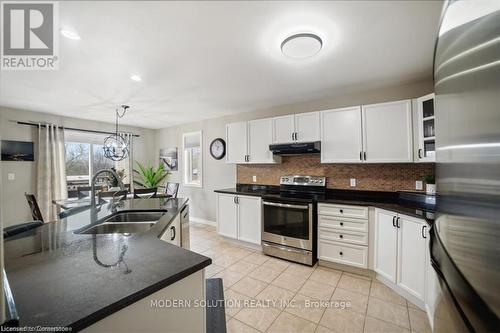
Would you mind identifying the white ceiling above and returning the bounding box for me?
[0,1,443,129]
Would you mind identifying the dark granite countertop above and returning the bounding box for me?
[3,198,211,331]
[215,185,436,223]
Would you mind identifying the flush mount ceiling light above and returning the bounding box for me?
[60,29,81,40]
[130,74,142,82]
[281,33,322,59]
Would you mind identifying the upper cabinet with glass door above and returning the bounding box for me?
[416,93,436,162]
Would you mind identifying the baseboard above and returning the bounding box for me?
[425,303,435,331]
[190,216,217,226]
[376,274,426,311]
[318,260,374,278]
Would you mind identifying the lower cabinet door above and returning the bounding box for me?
[161,214,181,246]
[397,214,427,301]
[238,196,261,244]
[374,209,398,283]
[217,194,238,239]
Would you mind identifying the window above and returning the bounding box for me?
[64,132,131,186]
[183,131,202,187]
[65,142,90,181]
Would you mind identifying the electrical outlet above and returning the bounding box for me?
[416,180,423,190]
[252,175,257,183]
[350,178,356,187]
[8,173,15,181]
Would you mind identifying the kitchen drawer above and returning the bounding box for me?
[318,203,368,219]
[318,239,368,269]
[318,215,368,233]
[318,227,368,246]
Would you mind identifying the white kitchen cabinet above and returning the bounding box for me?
[226,121,248,164]
[237,196,262,244]
[216,193,238,238]
[160,214,181,246]
[374,209,427,303]
[415,93,436,162]
[321,106,363,163]
[295,111,320,142]
[398,214,427,300]
[272,112,320,143]
[216,193,261,245]
[226,119,279,164]
[374,209,398,282]
[318,203,369,269]
[362,100,413,163]
[248,118,276,164]
[273,115,295,143]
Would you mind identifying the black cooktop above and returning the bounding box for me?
[262,191,326,203]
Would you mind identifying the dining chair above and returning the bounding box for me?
[97,189,128,202]
[77,185,92,199]
[133,187,158,199]
[165,182,179,198]
[3,220,43,239]
[25,193,44,222]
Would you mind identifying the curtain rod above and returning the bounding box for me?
[14,121,141,138]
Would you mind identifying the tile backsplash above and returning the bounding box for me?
[237,155,435,192]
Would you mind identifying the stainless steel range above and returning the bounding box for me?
[261,175,326,266]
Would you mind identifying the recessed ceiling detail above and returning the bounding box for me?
[130,75,142,82]
[60,29,81,40]
[281,33,322,59]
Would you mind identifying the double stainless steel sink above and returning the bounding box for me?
[76,211,166,235]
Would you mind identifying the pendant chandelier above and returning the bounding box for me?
[103,105,130,161]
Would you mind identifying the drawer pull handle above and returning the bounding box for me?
[339,251,343,256]
[340,222,344,226]
[339,235,344,239]
[340,209,344,213]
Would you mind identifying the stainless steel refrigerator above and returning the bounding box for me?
[431,1,500,332]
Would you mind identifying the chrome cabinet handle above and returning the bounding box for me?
[396,217,401,228]
[392,216,396,227]
[418,149,422,159]
[364,152,367,160]
[262,201,309,210]
[422,225,427,238]
[360,151,362,161]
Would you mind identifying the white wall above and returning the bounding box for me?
[0,107,156,227]
[154,79,434,222]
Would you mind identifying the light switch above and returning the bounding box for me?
[350,178,356,187]
[416,180,423,190]
[252,175,257,183]
[8,173,15,180]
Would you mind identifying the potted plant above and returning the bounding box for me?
[133,161,170,189]
[424,174,436,195]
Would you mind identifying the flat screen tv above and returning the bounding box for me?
[1,140,34,161]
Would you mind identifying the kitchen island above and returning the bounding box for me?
[3,198,211,332]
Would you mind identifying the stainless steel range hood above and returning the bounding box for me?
[269,141,321,155]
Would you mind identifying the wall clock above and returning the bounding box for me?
[210,138,226,160]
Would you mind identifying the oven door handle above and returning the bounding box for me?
[262,201,309,210]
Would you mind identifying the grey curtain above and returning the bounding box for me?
[37,124,68,222]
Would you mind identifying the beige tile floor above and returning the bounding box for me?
[190,223,432,333]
